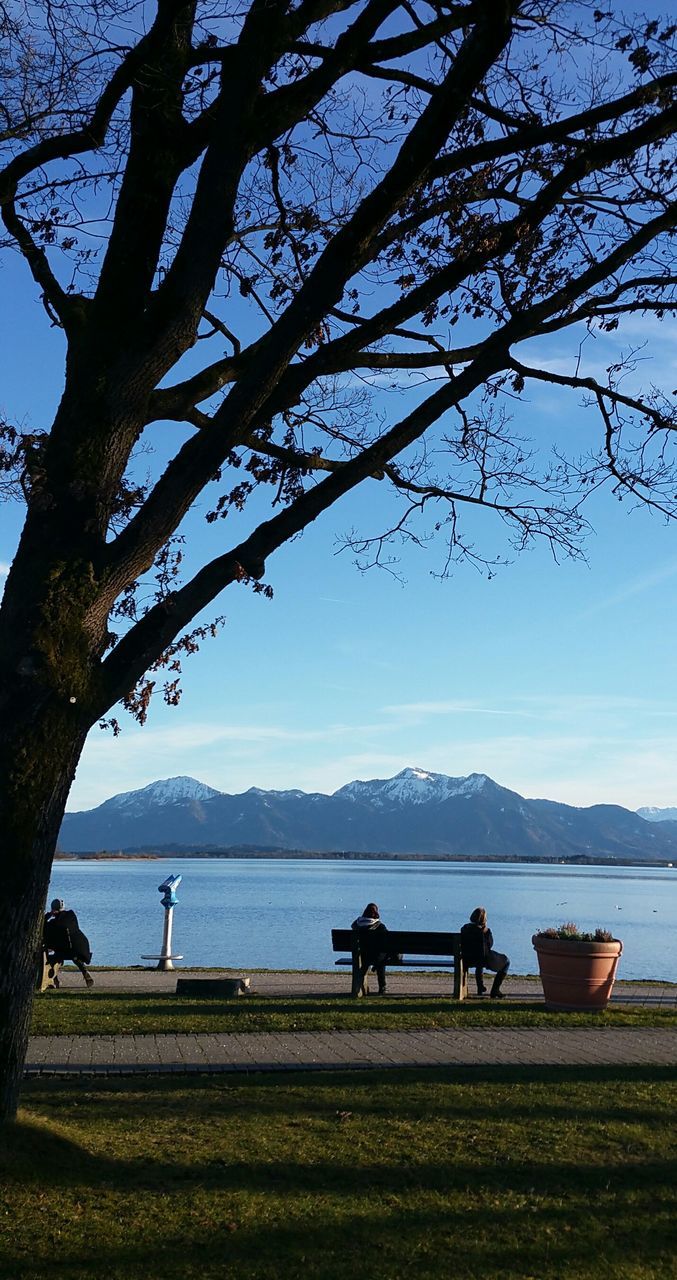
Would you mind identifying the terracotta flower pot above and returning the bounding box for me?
[532,935,623,1011]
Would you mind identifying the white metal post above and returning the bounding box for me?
[158,903,175,971]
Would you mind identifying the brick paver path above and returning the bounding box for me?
[25,1027,677,1076]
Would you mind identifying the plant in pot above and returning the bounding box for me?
[532,922,623,1011]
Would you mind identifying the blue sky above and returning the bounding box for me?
[2,177,677,816]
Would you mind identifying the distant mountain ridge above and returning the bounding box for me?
[636,805,677,823]
[59,767,677,862]
[107,777,222,810]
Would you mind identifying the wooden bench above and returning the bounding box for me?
[332,929,467,1000]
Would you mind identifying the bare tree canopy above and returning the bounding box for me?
[0,0,675,1119]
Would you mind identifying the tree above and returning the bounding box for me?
[1,0,676,1119]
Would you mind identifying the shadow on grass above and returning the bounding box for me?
[1,1216,675,1280]
[1,1114,675,1280]
[85,996,550,1019]
[36,993,518,1008]
[4,1118,676,1197]
[12,1062,677,1130]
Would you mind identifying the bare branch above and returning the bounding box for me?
[0,16,171,202]
[508,357,673,435]
[1,199,86,330]
[101,4,518,595]
[95,344,503,708]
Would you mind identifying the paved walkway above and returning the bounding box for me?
[26,967,677,1077]
[25,1028,677,1076]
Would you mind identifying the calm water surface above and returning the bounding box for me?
[48,858,677,980]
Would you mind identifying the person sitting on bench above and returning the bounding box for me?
[44,898,94,988]
[460,906,510,998]
[351,902,389,995]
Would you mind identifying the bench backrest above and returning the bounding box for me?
[332,928,461,956]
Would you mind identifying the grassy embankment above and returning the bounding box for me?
[2,1067,675,1279]
[30,990,677,1034]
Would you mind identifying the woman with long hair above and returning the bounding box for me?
[460,906,510,998]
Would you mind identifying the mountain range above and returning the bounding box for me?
[636,805,677,823]
[59,767,677,862]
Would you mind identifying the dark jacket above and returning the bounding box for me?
[351,915,389,962]
[44,910,92,964]
[460,922,493,967]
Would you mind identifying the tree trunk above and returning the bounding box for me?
[0,384,151,1123]
[0,696,87,1123]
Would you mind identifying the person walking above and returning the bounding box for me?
[460,906,510,998]
[351,902,389,996]
[43,898,94,988]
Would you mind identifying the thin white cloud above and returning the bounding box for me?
[67,714,677,811]
[0,562,10,577]
[382,693,667,723]
[84,718,378,755]
[517,693,650,709]
[576,557,677,619]
[68,716,391,807]
[290,753,424,795]
[382,699,539,719]
[427,731,677,810]
[66,681,677,811]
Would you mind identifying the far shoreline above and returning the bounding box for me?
[54,849,677,868]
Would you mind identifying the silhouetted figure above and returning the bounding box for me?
[44,898,94,988]
[461,906,510,998]
[351,902,389,995]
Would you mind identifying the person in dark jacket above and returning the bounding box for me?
[460,906,510,998]
[44,899,94,988]
[351,902,389,995]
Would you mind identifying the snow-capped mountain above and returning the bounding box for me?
[636,805,677,823]
[336,766,494,806]
[108,776,222,811]
[59,768,677,862]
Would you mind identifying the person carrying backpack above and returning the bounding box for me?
[44,898,94,988]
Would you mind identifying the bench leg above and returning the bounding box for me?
[351,951,361,997]
[452,952,467,1001]
[351,952,370,997]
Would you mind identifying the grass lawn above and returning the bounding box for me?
[30,990,677,1035]
[1,1066,675,1280]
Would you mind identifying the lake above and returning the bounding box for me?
[48,858,677,980]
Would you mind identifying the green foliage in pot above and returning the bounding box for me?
[535,922,616,942]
